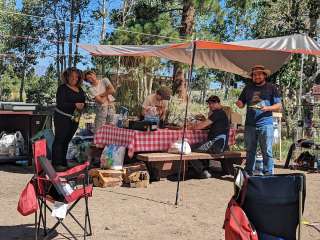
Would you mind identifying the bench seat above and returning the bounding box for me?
[136,151,246,162]
[136,151,246,180]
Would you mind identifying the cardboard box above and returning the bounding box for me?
[90,169,123,188]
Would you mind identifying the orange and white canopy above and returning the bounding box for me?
[79,34,320,78]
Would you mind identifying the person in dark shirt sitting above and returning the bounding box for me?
[188,95,230,178]
[52,67,86,172]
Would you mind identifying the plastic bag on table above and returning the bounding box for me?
[168,139,192,155]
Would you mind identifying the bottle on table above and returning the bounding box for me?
[72,109,81,123]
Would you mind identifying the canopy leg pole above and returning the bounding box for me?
[297,54,304,141]
[175,40,197,206]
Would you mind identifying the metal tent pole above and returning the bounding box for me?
[175,40,197,206]
[297,54,305,141]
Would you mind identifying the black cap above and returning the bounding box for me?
[206,95,220,103]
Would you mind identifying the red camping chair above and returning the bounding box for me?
[33,139,93,240]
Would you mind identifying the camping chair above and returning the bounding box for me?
[33,139,93,240]
[234,168,306,240]
[31,128,54,160]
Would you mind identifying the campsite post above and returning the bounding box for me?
[175,39,197,206]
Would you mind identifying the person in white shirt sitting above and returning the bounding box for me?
[142,86,172,124]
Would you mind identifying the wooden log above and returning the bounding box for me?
[91,169,123,188]
[123,162,147,183]
[128,171,150,188]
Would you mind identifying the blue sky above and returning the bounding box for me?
[15,0,243,87]
[16,0,122,75]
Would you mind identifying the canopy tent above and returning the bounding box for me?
[79,34,320,205]
[79,34,320,78]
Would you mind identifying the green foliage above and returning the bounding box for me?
[114,79,142,116]
[25,65,57,104]
[0,65,20,101]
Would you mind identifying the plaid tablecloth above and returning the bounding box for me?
[94,125,236,158]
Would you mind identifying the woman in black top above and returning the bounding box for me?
[52,67,86,171]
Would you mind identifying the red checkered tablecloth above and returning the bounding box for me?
[94,125,236,158]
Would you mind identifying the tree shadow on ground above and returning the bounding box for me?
[0,224,58,240]
[0,164,34,175]
[166,171,234,183]
[102,188,175,206]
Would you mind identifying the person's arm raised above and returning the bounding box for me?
[188,119,212,130]
[261,103,282,112]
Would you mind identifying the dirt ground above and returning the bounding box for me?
[0,163,320,240]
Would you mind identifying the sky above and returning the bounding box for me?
[16,0,122,75]
[14,0,243,88]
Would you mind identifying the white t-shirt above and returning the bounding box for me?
[89,78,113,106]
[143,94,168,109]
[143,93,168,119]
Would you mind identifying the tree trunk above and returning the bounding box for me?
[136,70,140,103]
[143,58,147,98]
[56,26,61,80]
[308,0,319,39]
[68,0,75,68]
[173,66,188,102]
[180,0,195,37]
[53,5,61,80]
[73,12,82,66]
[172,0,195,102]
[62,21,67,73]
[148,67,154,96]
[20,46,28,102]
[281,98,292,139]
[201,79,207,104]
[224,73,233,100]
[100,0,107,40]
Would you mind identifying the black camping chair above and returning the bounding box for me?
[234,168,306,240]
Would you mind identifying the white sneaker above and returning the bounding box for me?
[200,170,212,179]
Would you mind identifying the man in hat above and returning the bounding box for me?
[142,86,172,121]
[188,95,230,178]
[236,65,281,175]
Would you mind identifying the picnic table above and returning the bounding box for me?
[94,124,236,158]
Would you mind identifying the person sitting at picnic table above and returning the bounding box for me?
[142,86,172,123]
[187,95,230,178]
[84,70,116,132]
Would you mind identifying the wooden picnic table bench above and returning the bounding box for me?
[136,151,246,180]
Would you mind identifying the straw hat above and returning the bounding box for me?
[206,95,220,103]
[251,65,271,78]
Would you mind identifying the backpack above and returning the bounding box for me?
[17,179,39,216]
[224,198,258,240]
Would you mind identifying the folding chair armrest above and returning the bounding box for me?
[37,176,50,182]
[56,162,89,178]
[65,173,86,182]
